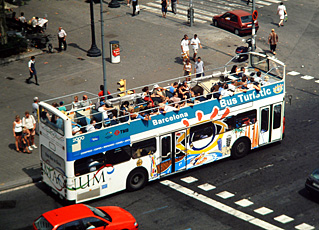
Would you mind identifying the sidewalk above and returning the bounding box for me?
[0,0,248,192]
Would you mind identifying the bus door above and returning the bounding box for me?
[159,134,173,177]
[259,106,270,145]
[271,103,283,142]
[159,131,187,177]
[174,130,187,172]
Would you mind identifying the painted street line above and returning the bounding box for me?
[235,199,254,207]
[287,71,300,76]
[181,176,198,183]
[315,80,319,84]
[198,183,216,191]
[274,214,294,224]
[254,207,274,215]
[301,75,314,80]
[0,183,35,195]
[161,180,284,230]
[295,223,315,230]
[216,191,235,199]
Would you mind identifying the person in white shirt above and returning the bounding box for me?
[277,2,287,27]
[190,34,202,60]
[57,27,67,52]
[194,57,204,77]
[22,111,37,150]
[181,34,190,58]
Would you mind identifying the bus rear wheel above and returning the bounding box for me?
[126,168,148,192]
[231,138,250,159]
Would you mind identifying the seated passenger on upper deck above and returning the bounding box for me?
[98,101,113,123]
[230,65,239,77]
[72,96,81,110]
[151,84,168,104]
[80,95,93,108]
[137,109,151,121]
[86,119,97,132]
[238,67,246,78]
[168,82,179,98]
[247,78,261,91]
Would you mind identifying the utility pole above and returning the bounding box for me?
[100,0,107,93]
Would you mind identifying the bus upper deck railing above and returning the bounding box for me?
[40,53,285,134]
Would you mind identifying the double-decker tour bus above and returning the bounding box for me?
[38,52,286,203]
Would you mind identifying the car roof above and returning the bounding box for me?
[228,10,251,17]
[42,204,94,226]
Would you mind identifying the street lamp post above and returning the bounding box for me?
[87,0,101,57]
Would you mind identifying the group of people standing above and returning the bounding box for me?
[13,97,39,153]
[181,34,204,78]
[161,0,179,18]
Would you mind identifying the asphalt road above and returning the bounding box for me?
[1,0,319,229]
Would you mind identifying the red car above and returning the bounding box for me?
[33,204,138,230]
[212,10,259,35]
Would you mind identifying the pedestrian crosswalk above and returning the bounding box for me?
[140,0,283,24]
[140,0,281,23]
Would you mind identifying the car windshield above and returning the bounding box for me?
[34,216,53,230]
[241,15,252,23]
[311,169,319,180]
[85,205,112,222]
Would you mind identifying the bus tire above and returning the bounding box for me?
[231,138,250,159]
[126,168,148,192]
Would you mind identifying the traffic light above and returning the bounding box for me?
[117,79,126,97]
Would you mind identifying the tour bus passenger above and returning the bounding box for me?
[72,96,81,110]
[98,101,113,125]
[86,119,97,132]
[110,110,119,126]
[230,65,239,77]
[137,109,151,121]
[248,78,261,91]
[255,71,262,83]
[238,67,246,78]
[80,95,93,108]
[144,101,160,116]
[262,75,270,86]
[168,82,178,97]
[128,106,138,120]
[58,101,67,112]
[151,84,167,103]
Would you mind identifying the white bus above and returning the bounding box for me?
[39,52,286,203]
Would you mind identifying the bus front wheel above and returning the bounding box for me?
[126,168,148,192]
[231,138,250,159]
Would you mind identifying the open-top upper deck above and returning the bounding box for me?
[38,52,285,161]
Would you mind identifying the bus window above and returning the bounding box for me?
[223,116,234,131]
[132,138,156,159]
[235,110,257,128]
[74,153,105,176]
[273,104,281,129]
[261,108,269,132]
[39,106,64,136]
[190,122,215,142]
[105,146,131,165]
[161,136,171,160]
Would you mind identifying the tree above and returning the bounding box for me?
[0,0,8,45]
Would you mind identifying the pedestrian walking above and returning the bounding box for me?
[194,57,205,78]
[13,115,23,152]
[26,56,39,85]
[268,29,278,55]
[190,34,202,61]
[57,27,67,52]
[181,34,190,61]
[132,0,138,16]
[277,2,287,27]
[161,0,168,18]
[170,0,179,15]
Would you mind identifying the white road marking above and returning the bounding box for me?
[262,0,281,3]
[216,191,235,199]
[287,71,300,76]
[295,223,315,230]
[254,207,274,215]
[0,183,35,194]
[161,180,284,230]
[181,176,198,183]
[274,214,294,224]
[301,75,314,80]
[235,199,254,207]
[198,183,216,191]
[315,80,319,84]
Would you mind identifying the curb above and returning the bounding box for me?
[0,49,43,65]
[0,175,42,193]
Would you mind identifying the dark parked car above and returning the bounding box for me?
[305,168,319,196]
[212,10,259,35]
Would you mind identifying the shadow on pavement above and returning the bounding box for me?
[22,164,41,181]
[68,43,88,54]
[298,187,319,204]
